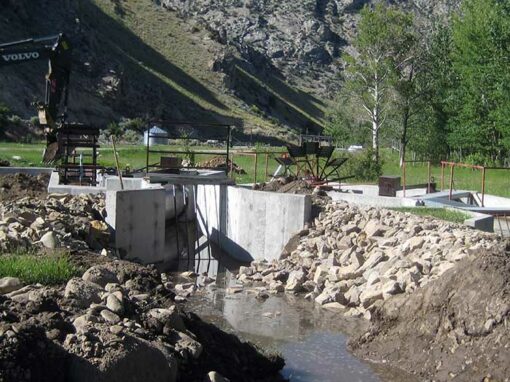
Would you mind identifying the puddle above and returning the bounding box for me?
[185,274,413,382]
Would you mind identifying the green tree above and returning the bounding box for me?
[405,23,454,161]
[340,4,416,164]
[448,0,510,163]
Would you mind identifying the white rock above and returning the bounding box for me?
[39,231,57,249]
[0,277,22,295]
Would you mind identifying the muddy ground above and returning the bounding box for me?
[0,173,49,202]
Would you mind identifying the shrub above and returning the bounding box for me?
[341,149,383,182]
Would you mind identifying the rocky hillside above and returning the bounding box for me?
[161,0,461,97]
[0,0,460,142]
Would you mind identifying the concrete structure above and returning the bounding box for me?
[329,188,495,233]
[106,188,166,264]
[197,186,312,262]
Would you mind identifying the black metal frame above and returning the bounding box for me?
[56,125,102,185]
[144,121,232,175]
[286,143,353,183]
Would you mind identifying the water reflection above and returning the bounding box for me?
[187,282,383,382]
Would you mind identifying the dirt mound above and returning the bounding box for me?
[0,262,285,382]
[0,173,50,202]
[198,156,246,174]
[350,247,510,381]
[255,177,313,194]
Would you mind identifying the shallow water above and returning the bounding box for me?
[185,277,410,382]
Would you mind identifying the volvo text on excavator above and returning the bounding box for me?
[0,33,72,163]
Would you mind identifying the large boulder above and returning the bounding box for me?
[64,278,102,308]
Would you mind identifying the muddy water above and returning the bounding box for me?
[186,275,412,382]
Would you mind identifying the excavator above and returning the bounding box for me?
[0,33,72,163]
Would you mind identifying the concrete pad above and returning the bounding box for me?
[48,171,106,195]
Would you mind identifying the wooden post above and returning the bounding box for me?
[449,164,454,200]
[111,136,124,190]
[254,153,258,184]
[481,167,486,207]
[264,152,269,180]
[441,163,445,191]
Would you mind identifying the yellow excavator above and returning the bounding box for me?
[0,33,72,163]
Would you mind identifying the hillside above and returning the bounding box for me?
[0,0,459,142]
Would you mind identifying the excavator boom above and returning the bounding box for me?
[0,33,72,162]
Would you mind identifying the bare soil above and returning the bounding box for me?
[350,247,510,381]
[0,173,49,202]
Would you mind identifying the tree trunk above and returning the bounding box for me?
[372,79,380,164]
[399,106,409,168]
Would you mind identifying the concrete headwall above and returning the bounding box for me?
[197,186,312,262]
[106,189,166,264]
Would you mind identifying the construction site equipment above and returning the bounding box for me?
[284,143,353,184]
[144,121,232,175]
[0,33,101,184]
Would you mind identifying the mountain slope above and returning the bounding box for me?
[0,0,326,142]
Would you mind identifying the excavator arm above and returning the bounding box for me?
[0,34,72,162]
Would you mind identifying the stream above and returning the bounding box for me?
[185,274,413,382]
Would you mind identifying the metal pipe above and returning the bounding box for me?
[254,153,258,184]
[427,161,431,194]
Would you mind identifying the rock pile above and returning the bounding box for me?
[236,201,500,319]
[0,193,106,252]
[0,262,284,382]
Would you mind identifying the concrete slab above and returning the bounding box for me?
[48,171,106,195]
[327,190,419,208]
[106,188,166,264]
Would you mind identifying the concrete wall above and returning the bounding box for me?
[106,189,166,264]
[197,186,311,262]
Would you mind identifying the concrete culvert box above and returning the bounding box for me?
[144,126,168,146]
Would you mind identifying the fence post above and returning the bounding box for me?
[230,153,235,181]
[402,161,406,197]
[264,153,269,180]
[441,162,445,191]
[254,153,258,184]
[481,167,486,207]
[449,164,454,200]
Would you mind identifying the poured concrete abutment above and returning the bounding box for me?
[197,186,312,262]
[106,188,166,263]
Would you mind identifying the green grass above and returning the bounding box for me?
[3,142,510,197]
[0,252,79,285]
[391,207,470,224]
[381,150,510,198]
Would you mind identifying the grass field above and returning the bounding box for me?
[391,207,470,224]
[2,142,510,197]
